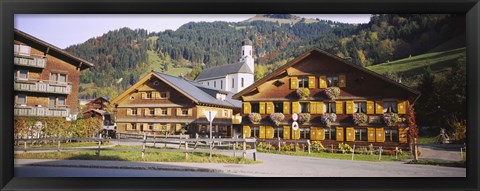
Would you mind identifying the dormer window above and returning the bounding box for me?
[216,93,227,101]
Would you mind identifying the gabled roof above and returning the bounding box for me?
[195,61,253,81]
[88,96,111,104]
[14,29,94,70]
[111,71,241,109]
[233,48,421,104]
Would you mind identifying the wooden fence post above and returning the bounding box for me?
[57,140,61,153]
[96,133,102,157]
[307,140,311,155]
[253,141,257,161]
[24,141,27,153]
[351,145,355,160]
[278,137,281,152]
[243,135,246,159]
[233,140,236,157]
[395,147,398,160]
[184,137,189,159]
[413,138,418,160]
[117,133,120,146]
[153,134,156,147]
[379,146,383,160]
[142,134,146,159]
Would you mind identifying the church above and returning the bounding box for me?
[195,36,255,94]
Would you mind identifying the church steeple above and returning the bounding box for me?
[240,33,254,74]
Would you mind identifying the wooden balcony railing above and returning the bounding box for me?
[14,105,70,117]
[14,55,46,68]
[14,79,71,95]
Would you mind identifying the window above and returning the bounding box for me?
[131,123,137,130]
[298,77,309,88]
[16,94,26,105]
[274,102,283,113]
[130,96,135,100]
[232,78,235,88]
[146,92,153,99]
[57,97,66,106]
[49,97,55,108]
[325,127,336,140]
[49,96,66,108]
[220,80,223,89]
[161,108,168,115]
[241,78,244,87]
[384,101,398,113]
[251,127,259,138]
[149,123,154,131]
[50,73,67,84]
[275,127,283,138]
[300,102,310,113]
[14,44,31,56]
[300,128,310,139]
[325,102,336,113]
[160,92,168,99]
[327,76,339,87]
[181,108,189,116]
[131,108,138,116]
[354,102,366,113]
[208,82,210,86]
[385,129,399,142]
[355,128,367,141]
[149,108,155,116]
[223,110,229,117]
[16,70,28,80]
[251,103,260,113]
[214,81,216,88]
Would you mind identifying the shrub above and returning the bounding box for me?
[324,87,341,99]
[448,116,466,144]
[296,88,310,99]
[269,113,285,126]
[321,113,337,127]
[383,112,399,126]
[248,113,261,124]
[352,113,368,125]
[257,142,274,151]
[338,143,353,154]
[311,141,325,153]
[299,113,311,124]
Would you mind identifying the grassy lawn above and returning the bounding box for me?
[407,159,465,168]
[418,136,439,144]
[15,145,258,164]
[258,149,412,162]
[14,141,110,149]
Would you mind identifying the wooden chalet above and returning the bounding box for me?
[232,48,420,148]
[111,71,242,137]
[13,29,94,119]
[85,96,111,111]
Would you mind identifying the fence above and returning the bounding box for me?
[15,134,258,161]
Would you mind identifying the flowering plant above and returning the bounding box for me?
[383,112,399,126]
[321,113,337,127]
[299,113,311,124]
[248,113,261,124]
[352,113,368,125]
[296,88,310,99]
[324,87,341,99]
[269,113,285,126]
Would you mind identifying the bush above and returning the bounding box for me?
[449,116,466,144]
[257,142,274,151]
[296,88,310,99]
[248,113,261,124]
[338,143,353,154]
[311,141,325,153]
[325,87,341,99]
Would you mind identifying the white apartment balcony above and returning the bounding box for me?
[14,105,70,117]
[14,79,72,95]
[14,55,46,68]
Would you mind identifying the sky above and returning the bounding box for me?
[15,14,371,49]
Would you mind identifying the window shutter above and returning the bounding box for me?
[243,126,251,138]
[376,128,385,142]
[318,128,325,141]
[258,126,265,139]
[266,102,274,114]
[259,102,266,114]
[319,76,327,88]
[188,108,193,116]
[290,77,298,89]
[155,108,161,116]
[176,108,182,116]
[167,108,171,116]
[266,126,274,139]
[293,128,300,140]
[126,123,132,130]
[308,76,315,88]
[243,102,251,114]
[283,126,291,140]
[154,124,160,131]
[141,92,146,99]
[367,128,376,142]
[397,101,406,114]
[283,102,290,114]
[316,102,324,114]
[366,101,375,114]
[166,92,170,99]
[143,123,148,131]
[339,75,346,87]
[127,108,132,116]
[335,101,343,114]
[155,92,161,99]
[176,124,182,132]
[375,101,384,114]
[336,127,344,142]
[292,102,300,114]
[346,101,354,114]
[310,102,317,114]
[346,127,355,142]
[399,127,408,143]
[136,123,142,131]
[310,127,317,141]
[144,108,149,116]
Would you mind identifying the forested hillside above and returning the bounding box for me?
[65,14,465,99]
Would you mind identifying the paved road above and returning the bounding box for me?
[15,152,465,177]
[418,144,464,161]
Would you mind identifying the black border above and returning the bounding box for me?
[1,0,479,191]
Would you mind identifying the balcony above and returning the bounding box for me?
[14,105,70,117]
[14,55,46,68]
[14,79,72,95]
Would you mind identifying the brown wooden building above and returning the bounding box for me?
[233,48,420,148]
[85,96,110,111]
[13,29,94,119]
[111,71,242,137]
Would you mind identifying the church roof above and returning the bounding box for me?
[195,61,253,81]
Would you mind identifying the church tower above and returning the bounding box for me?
[240,36,254,74]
